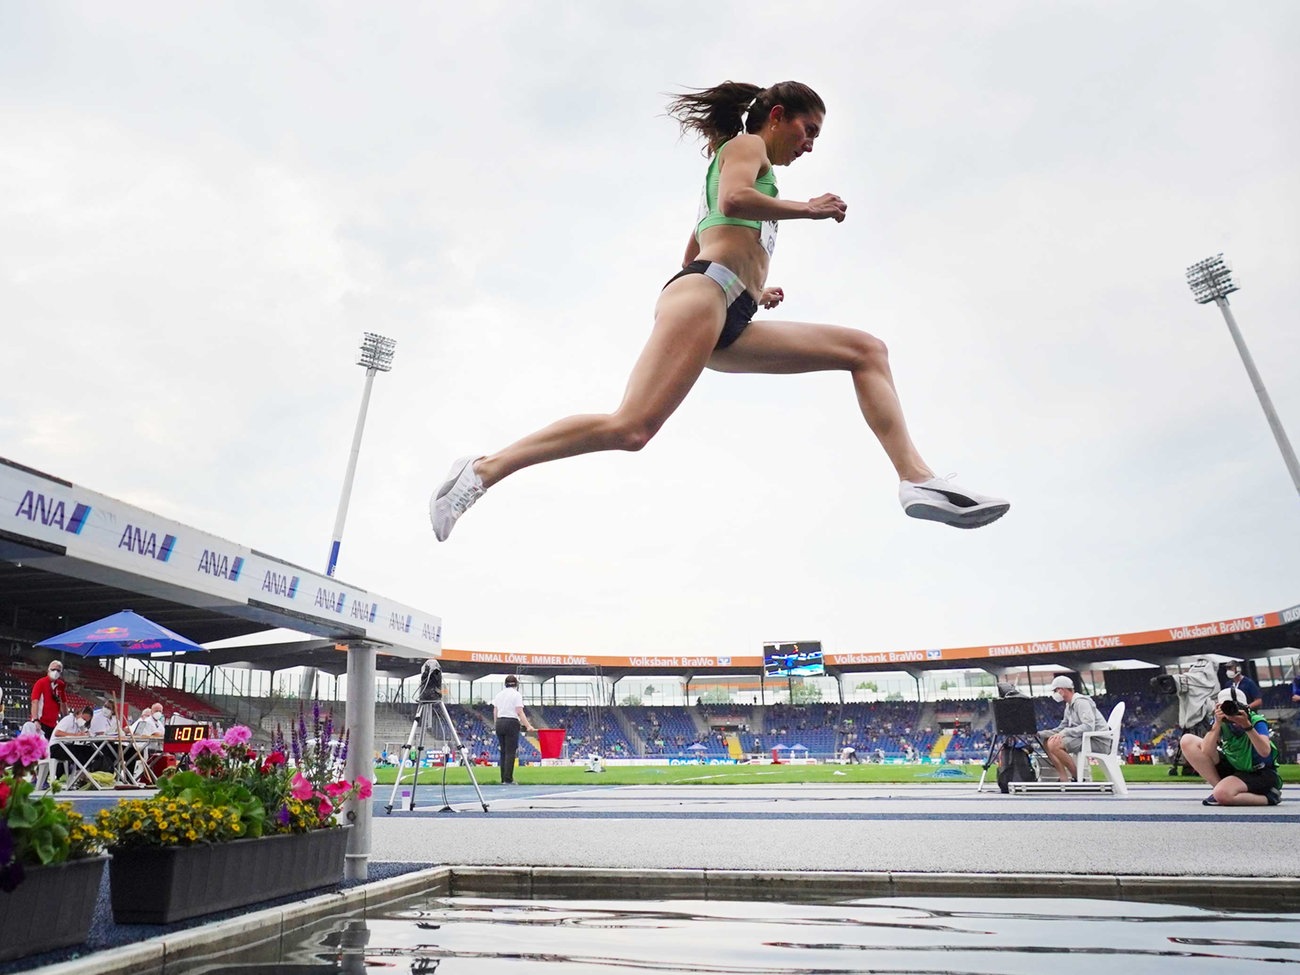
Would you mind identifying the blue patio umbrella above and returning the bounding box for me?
[790,743,808,752]
[36,610,206,722]
[36,610,205,657]
[771,743,790,750]
[687,742,708,751]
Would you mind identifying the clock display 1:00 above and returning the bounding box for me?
[164,724,213,744]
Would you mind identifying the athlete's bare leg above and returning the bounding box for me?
[707,319,932,482]
[474,275,724,489]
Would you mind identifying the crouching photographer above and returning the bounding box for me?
[1178,686,1282,807]
[1150,656,1217,776]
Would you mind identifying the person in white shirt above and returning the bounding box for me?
[491,675,534,785]
[130,703,165,737]
[89,697,121,736]
[53,706,93,738]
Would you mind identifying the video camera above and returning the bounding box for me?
[1150,673,1178,696]
[416,659,443,703]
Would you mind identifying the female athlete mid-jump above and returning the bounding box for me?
[431,80,1008,540]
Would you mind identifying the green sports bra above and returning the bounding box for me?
[695,141,779,256]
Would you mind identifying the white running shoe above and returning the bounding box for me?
[899,474,1009,529]
[430,456,485,541]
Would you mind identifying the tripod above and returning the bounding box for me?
[384,695,489,814]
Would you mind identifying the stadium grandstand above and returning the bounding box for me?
[3,453,1299,770]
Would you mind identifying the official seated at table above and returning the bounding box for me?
[89,695,121,736]
[130,703,166,738]
[51,706,96,779]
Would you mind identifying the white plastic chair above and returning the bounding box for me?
[1077,701,1127,795]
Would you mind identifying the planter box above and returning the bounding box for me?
[0,855,109,962]
[109,826,350,924]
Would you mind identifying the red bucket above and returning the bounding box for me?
[537,728,567,760]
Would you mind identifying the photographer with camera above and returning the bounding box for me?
[1178,686,1282,806]
[1150,656,1217,776]
[1041,675,1112,782]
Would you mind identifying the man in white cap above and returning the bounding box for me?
[1177,686,1281,806]
[1040,675,1111,782]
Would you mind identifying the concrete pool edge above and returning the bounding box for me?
[27,866,1300,974]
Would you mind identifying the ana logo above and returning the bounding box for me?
[314,588,346,614]
[421,622,441,642]
[197,549,244,582]
[118,525,176,562]
[389,612,412,633]
[12,490,91,534]
[927,649,943,660]
[350,600,378,623]
[261,571,300,599]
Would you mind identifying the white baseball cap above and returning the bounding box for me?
[1217,686,1248,706]
[1049,676,1074,691]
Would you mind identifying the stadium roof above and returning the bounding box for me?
[3,456,1296,685]
[0,456,440,669]
[431,601,1299,683]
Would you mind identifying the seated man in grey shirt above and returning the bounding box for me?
[1041,675,1112,781]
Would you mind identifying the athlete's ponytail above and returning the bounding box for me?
[666,80,826,155]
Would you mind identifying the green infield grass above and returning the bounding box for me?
[369,761,1300,788]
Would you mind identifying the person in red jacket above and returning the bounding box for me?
[29,659,68,740]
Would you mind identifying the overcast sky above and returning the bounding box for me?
[3,1,1298,662]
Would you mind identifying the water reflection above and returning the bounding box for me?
[180,895,1300,974]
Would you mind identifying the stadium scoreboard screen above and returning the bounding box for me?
[763,641,824,677]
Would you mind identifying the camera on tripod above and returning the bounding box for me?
[417,659,443,703]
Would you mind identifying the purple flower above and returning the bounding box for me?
[338,729,350,765]
[277,804,292,826]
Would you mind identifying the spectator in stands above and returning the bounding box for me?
[1041,675,1111,782]
[29,660,68,739]
[1224,663,1263,711]
[1291,670,1300,705]
[492,675,534,785]
[1180,686,1282,806]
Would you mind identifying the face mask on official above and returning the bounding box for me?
[1052,691,1064,703]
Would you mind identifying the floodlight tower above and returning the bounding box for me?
[1185,256,1300,499]
[327,332,397,577]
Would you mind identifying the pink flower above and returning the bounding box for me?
[290,772,314,800]
[222,725,252,747]
[0,739,17,768]
[324,780,351,800]
[14,733,49,766]
[317,798,333,820]
[355,776,373,800]
[190,739,224,760]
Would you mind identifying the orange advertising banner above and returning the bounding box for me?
[439,607,1292,671]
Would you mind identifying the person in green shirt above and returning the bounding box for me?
[1179,686,1282,806]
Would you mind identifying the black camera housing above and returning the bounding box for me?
[1150,674,1178,695]
[1220,697,1241,717]
[416,659,443,703]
